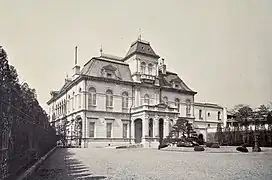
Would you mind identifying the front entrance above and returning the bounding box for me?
[159,119,164,144]
[134,119,142,143]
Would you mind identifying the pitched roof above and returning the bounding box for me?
[159,71,196,93]
[124,39,160,60]
[80,55,133,82]
[194,102,223,109]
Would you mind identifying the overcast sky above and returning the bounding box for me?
[1,0,271,111]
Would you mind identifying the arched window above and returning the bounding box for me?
[149,119,153,137]
[163,96,168,105]
[186,99,191,116]
[106,89,113,107]
[88,87,96,108]
[144,94,149,105]
[148,63,153,75]
[175,98,180,111]
[141,62,146,74]
[122,92,129,109]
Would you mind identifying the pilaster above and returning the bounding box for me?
[131,120,135,140]
[154,115,159,138]
[164,116,170,138]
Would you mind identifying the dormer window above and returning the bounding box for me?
[175,84,179,88]
[107,73,112,77]
[101,64,117,79]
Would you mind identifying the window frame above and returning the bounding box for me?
[89,122,95,138]
[106,90,113,108]
[106,122,112,138]
[88,87,97,108]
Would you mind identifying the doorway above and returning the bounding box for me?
[159,118,164,144]
[134,119,142,143]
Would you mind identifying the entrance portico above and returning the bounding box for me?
[131,103,179,147]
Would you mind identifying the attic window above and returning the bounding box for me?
[175,84,179,88]
[141,46,144,50]
[148,48,150,51]
[107,73,112,77]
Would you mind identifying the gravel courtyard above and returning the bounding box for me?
[33,147,272,180]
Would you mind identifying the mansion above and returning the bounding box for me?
[47,38,227,148]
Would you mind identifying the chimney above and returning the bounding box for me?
[158,58,166,75]
[72,46,80,78]
[73,65,80,77]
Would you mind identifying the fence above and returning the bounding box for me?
[0,98,57,180]
[207,128,272,146]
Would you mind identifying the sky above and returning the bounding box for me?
[1,0,271,111]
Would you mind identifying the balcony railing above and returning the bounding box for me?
[132,104,179,114]
[140,74,155,83]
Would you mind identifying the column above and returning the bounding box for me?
[164,118,169,138]
[131,120,135,142]
[142,117,148,141]
[154,116,159,138]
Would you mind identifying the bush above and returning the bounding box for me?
[252,146,262,152]
[194,146,205,151]
[158,144,168,150]
[205,142,213,148]
[177,141,193,147]
[211,143,220,148]
[242,143,251,148]
[236,146,248,153]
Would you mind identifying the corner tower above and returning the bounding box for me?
[123,38,160,84]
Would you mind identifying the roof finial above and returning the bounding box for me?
[66,73,68,79]
[75,46,78,65]
[100,45,103,56]
[138,28,142,41]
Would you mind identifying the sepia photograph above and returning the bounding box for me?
[0,0,272,179]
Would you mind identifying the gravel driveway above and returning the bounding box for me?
[33,147,272,180]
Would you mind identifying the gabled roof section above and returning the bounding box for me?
[160,71,196,94]
[124,39,160,60]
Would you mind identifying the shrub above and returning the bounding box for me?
[177,141,193,147]
[242,143,251,148]
[194,146,205,151]
[236,146,248,153]
[211,143,220,148]
[252,146,262,152]
[158,144,168,150]
[205,142,213,148]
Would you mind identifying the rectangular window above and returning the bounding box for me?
[186,104,191,116]
[218,111,221,120]
[123,123,128,138]
[78,94,81,108]
[106,123,112,138]
[199,109,202,119]
[89,122,95,137]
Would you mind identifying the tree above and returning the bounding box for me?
[232,104,253,143]
[185,121,194,138]
[214,123,224,144]
[171,118,187,138]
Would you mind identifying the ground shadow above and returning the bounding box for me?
[32,148,107,180]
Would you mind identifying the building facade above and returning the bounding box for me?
[47,38,226,148]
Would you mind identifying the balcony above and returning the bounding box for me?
[132,104,179,114]
[140,74,155,84]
